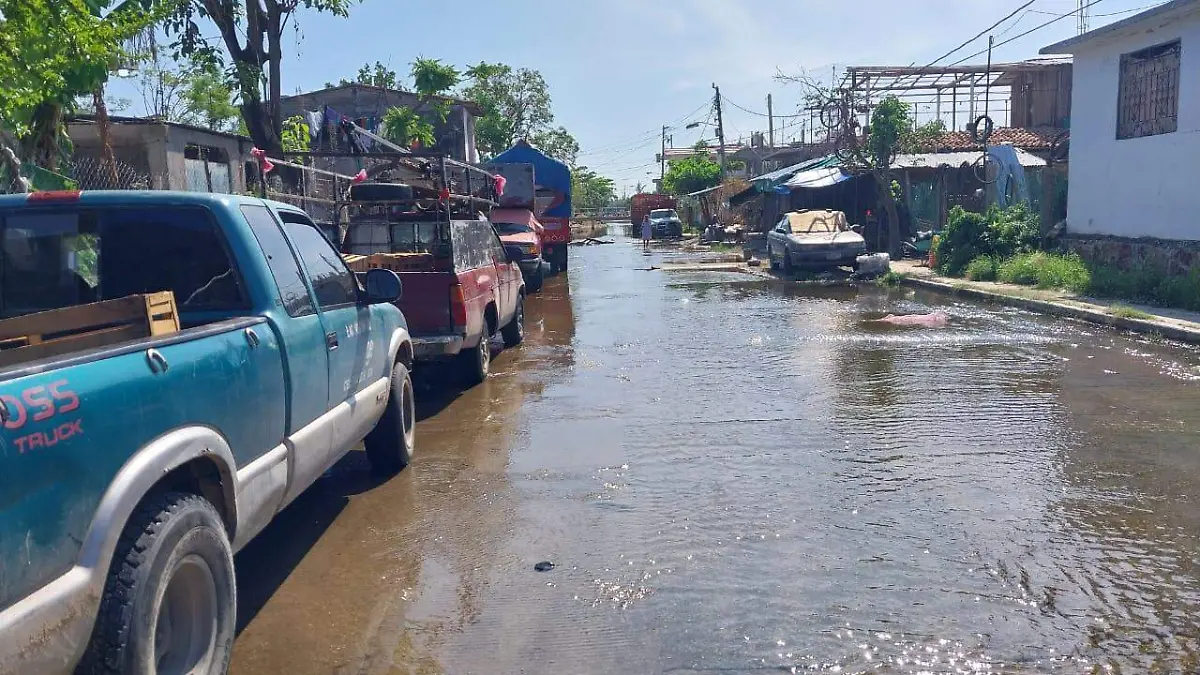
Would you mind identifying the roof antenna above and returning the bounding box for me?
[1077,0,1091,34]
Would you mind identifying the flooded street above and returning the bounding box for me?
[231,228,1200,675]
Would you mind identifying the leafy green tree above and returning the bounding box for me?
[461,62,556,157]
[166,0,357,154]
[181,62,240,131]
[357,61,398,89]
[280,115,309,152]
[530,126,579,167]
[571,166,616,212]
[381,106,435,149]
[661,155,721,196]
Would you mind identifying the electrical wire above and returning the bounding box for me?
[1029,1,1166,18]
[888,0,1038,91]
[946,0,1107,67]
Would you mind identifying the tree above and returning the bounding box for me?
[461,62,556,157]
[0,0,164,175]
[661,155,721,196]
[530,126,579,167]
[181,62,240,131]
[381,106,435,149]
[571,166,616,212]
[357,61,398,89]
[166,0,356,154]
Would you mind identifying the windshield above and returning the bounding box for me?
[649,209,678,220]
[493,222,533,235]
[344,219,445,255]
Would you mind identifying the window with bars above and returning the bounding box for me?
[1116,40,1181,140]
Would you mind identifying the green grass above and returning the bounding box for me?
[1109,304,1154,321]
[964,255,998,281]
[996,252,1091,293]
[875,270,908,287]
[951,251,1200,314]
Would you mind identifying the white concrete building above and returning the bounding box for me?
[1042,0,1199,249]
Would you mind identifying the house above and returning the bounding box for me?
[67,116,253,193]
[1041,0,1200,274]
[279,84,484,162]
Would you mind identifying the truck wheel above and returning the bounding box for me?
[364,360,415,474]
[528,263,544,293]
[502,296,525,347]
[77,492,234,675]
[460,333,491,386]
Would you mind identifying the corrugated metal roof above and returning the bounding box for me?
[892,146,1046,169]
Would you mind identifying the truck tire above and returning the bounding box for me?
[460,332,491,386]
[77,492,235,675]
[527,263,544,293]
[364,360,415,474]
[502,296,525,347]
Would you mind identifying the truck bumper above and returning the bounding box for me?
[412,334,465,359]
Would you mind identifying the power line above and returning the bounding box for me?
[946,0,1107,66]
[889,0,1037,91]
[1029,1,1166,19]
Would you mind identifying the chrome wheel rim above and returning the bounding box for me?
[154,554,218,675]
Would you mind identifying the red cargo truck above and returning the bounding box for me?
[631,193,678,229]
[489,141,573,274]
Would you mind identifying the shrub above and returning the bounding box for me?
[934,204,1041,277]
[964,255,998,281]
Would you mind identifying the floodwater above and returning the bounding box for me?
[231,228,1200,675]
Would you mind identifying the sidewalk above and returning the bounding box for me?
[891,260,1200,344]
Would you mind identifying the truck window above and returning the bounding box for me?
[242,205,315,317]
[278,212,359,310]
[0,206,248,318]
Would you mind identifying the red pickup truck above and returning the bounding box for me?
[343,183,526,386]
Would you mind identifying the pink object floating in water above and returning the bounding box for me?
[873,310,949,327]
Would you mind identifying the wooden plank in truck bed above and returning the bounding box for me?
[0,292,179,368]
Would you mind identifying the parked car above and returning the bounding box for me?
[343,200,526,386]
[649,208,684,238]
[767,209,867,271]
[492,208,546,293]
[0,190,415,675]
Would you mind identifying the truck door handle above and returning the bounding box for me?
[245,328,260,348]
[146,348,169,374]
[326,332,339,350]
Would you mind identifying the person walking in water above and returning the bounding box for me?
[641,214,652,252]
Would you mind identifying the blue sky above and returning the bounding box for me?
[110,0,1163,194]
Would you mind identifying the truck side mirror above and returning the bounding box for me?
[364,268,402,304]
[503,244,524,263]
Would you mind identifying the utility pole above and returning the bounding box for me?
[713,83,726,176]
[767,94,775,147]
[660,124,668,183]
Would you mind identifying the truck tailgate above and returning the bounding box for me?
[396,272,457,336]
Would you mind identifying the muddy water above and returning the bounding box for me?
[231,228,1200,675]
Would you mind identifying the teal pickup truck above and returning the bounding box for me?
[0,191,416,675]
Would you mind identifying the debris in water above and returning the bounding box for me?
[870,310,949,327]
[534,561,555,572]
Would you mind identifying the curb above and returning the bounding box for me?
[898,275,1200,345]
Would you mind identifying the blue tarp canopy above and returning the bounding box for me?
[490,140,572,219]
[783,166,852,190]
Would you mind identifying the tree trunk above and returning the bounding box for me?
[93,85,121,188]
[265,2,284,146]
[874,171,902,258]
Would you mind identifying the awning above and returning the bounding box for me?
[783,166,851,189]
[747,154,839,189]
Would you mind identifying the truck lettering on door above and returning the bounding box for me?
[2,379,84,453]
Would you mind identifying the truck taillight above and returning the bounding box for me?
[27,190,81,202]
[449,284,468,332]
